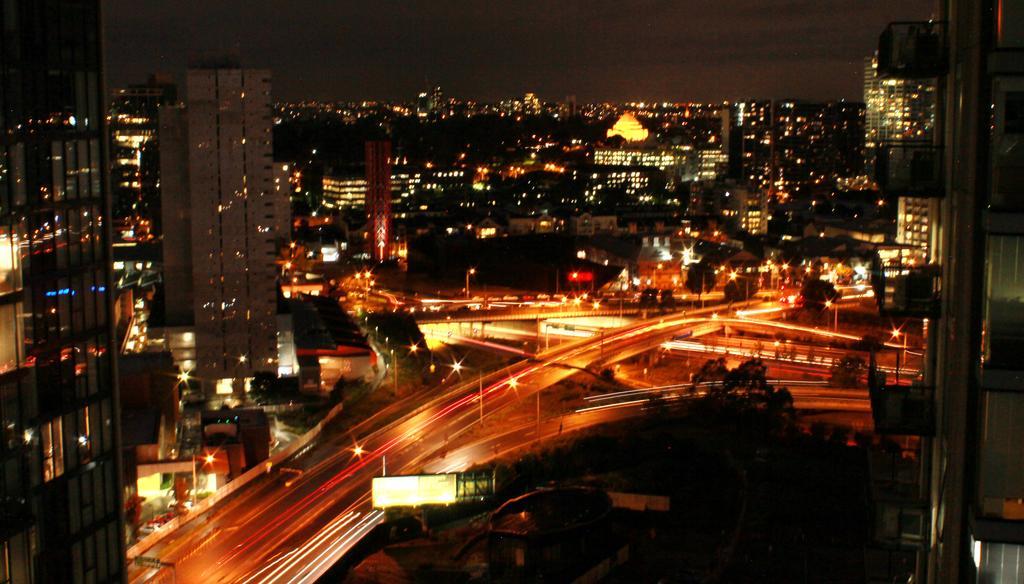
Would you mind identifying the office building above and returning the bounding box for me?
[108,75,177,243]
[0,0,125,580]
[161,66,281,394]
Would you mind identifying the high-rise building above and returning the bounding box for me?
[863,56,936,150]
[867,10,1024,583]
[0,1,125,581]
[161,66,281,395]
[930,5,1024,582]
[728,100,865,199]
[108,75,177,243]
[366,141,393,262]
[864,55,937,261]
[727,100,774,192]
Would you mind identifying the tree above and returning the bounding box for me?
[724,275,759,303]
[692,357,729,392]
[702,358,795,427]
[685,260,717,306]
[799,278,840,312]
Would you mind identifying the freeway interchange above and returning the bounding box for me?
[130,298,893,583]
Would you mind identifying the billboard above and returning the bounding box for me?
[371,473,458,508]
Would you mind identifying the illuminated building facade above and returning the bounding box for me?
[593,135,697,193]
[575,167,663,201]
[864,55,937,261]
[896,196,931,259]
[167,66,281,394]
[366,141,393,261]
[606,112,649,142]
[728,100,865,197]
[322,175,367,208]
[0,0,125,580]
[727,100,774,191]
[772,100,865,196]
[108,76,177,243]
[322,169,421,209]
[863,56,936,149]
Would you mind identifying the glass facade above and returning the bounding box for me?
[0,1,123,582]
[983,235,1024,368]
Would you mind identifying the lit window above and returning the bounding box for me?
[41,418,64,482]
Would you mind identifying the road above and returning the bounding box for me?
[131,302,767,583]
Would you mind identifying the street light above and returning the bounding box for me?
[825,299,838,331]
[465,268,476,299]
[892,328,907,381]
[193,453,217,505]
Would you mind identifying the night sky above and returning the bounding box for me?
[104,0,935,103]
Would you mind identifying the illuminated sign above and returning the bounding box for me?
[371,474,457,508]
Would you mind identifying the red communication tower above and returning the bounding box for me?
[365,140,392,262]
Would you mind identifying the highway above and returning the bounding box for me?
[130,302,765,583]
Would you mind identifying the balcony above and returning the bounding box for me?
[874,142,944,197]
[877,21,948,78]
[871,496,929,549]
[870,383,935,436]
[876,266,941,318]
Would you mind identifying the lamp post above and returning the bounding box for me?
[465,268,476,299]
[892,328,907,382]
[192,453,215,505]
[825,299,838,332]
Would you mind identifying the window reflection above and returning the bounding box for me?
[984,235,1024,368]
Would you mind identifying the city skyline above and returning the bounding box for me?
[106,0,933,103]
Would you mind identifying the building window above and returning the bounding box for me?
[41,418,64,482]
[978,390,1024,520]
[984,236,1024,368]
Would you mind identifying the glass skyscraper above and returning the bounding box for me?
[0,1,124,581]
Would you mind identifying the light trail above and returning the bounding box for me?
[287,509,386,584]
[241,511,362,583]
[420,329,530,355]
[584,378,826,404]
[193,302,771,577]
[574,398,651,414]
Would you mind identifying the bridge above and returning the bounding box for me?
[415,302,668,324]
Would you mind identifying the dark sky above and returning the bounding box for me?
[104,0,935,104]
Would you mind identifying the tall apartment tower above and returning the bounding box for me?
[0,1,125,581]
[109,75,177,243]
[932,2,1024,581]
[366,141,392,262]
[868,7,1024,583]
[864,55,938,261]
[162,67,280,395]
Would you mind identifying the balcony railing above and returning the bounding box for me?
[875,142,944,197]
[876,266,941,318]
[870,383,935,436]
[877,21,948,78]
[871,497,930,548]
